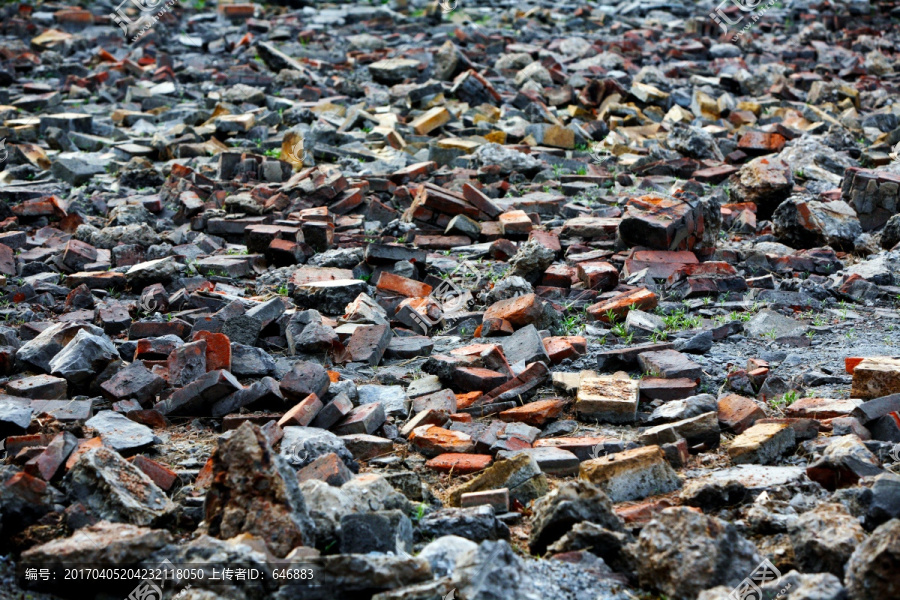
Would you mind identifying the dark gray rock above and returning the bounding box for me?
[788,502,866,578]
[280,425,358,472]
[635,507,761,599]
[340,510,412,554]
[528,480,624,555]
[231,343,277,377]
[845,518,900,600]
[416,506,509,544]
[451,540,540,600]
[500,324,550,368]
[49,329,119,385]
[85,410,157,454]
[63,446,176,526]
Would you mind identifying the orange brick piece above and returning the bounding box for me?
[425,453,492,474]
[498,398,566,426]
[192,331,232,372]
[456,392,482,409]
[543,336,587,364]
[64,437,102,471]
[717,394,765,434]
[483,293,543,328]
[845,357,864,374]
[587,287,658,322]
[128,455,178,490]
[409,425,475,457]
[277,393,324,427]
[376,271,432,298]
[498,210,533,235]
[577,261,619,292]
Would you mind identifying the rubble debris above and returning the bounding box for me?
[3,2,900,598]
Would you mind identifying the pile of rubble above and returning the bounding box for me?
[1,0,900,599]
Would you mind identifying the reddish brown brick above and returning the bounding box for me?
[718,394,766,434]
[424,453,492,474]
[452,367,508,392]
[587,288,658,322]
[277,393,324,427]
[192,331,232,372]
[376,271,432,298]
[128,454,178,490]
[498,398,566,426]
[483,293,543,328]
[577,261,619,291]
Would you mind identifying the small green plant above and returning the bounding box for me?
[763,328,777,341]
[770,390,798,410]
[611,323,628,338]
[359,274,371,283]
[263,148,280,158]
[276,284,289,296]
[561,314,582,336]
[576,166,587,175]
